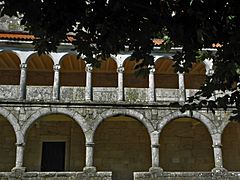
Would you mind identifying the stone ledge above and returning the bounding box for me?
[0,171,112,180]
[134,171,240,180]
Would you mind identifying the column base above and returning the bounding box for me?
[149,167,163,177]
[212,167,228,174]
[11,167,26,173]
[83,166,97,175]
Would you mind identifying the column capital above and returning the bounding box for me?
[148,65,155,73]
[53,64,61,71]
[151,144,160,148]
[85,64,93,72]
[212,143,222,148]
[20,63,27,69]
[86,142,95,147]
[16,142,25,147]
[177,71,185,75]
[117,66,124,73]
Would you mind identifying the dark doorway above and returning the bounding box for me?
[41,142,66,171]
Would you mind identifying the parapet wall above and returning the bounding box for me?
[0,171,112,180]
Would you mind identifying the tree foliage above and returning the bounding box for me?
[1,0,240,120]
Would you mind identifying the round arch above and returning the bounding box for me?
[158,111,217,135]
[185,62,206,89]
[94,111,151,180]
[154,57,177,88]
[22,108,89,139]
[26,53,54,86]
[0,50,21,63]
[92,57,118,87]
[159,114,215,171]
[0,107,22,143]
[26,52,54,64]
[23,110,86,171]
[0,50,21,85]
[93,109,154,135]
[60,54,86,86]
[123,57,149,88]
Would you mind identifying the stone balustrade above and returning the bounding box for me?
[0,85,200,103]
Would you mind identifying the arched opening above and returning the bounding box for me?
[222,121,240,171]
[123,58,148,88]
[27,54,54,86]
[92,58,117,87]
[0,51,20,85]
[94,115,151,180]
[185,63,206,89]
[160,117,214,171]
[60,54,86,86]
[24,114,85,171]
[154,58,178,88]
[0,115,16,171]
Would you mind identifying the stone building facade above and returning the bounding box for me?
[0,33,240,180]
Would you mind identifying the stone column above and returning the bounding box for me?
[148,65,156,102]
[12,143,26,172]
[83,142,96,173]
[52,64,61,100]
[85,142,94,167]
[85,64,93,101]
[211,133,227,173]
[117,66,124,101]
[149,131,162,175]
[178,72,186,102]
[19,63,27,100]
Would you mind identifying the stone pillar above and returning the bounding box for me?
[83,142,96,173]
[117,66,124,101]
[85,64,93,101]
[19,63,27,100]
[211,133,227,173]
[178,72,186,102]
[52,64,61,100]
[149,131,162,175]
[12,143,26,172]
[85,142,94,167]
[148,65,156,102]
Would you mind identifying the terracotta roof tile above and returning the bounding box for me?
[0,32,35,40]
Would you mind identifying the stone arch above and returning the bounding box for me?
[26,52,54,64]
[22,108,89,139]
[185,62,206,89]
[94,111,151,180]
[92,57,118,87]
[123,57,149,88]
[23,109,86,171]
[26,52,54,86]
[0,107,22,143]
[0,50,21,62]
[159,113,215,171]
[0,50,21,85]
[59,53,86,86]
[154,57,177,88]
[218,120,230,135]
[93,109,154,136]
[158,110,217,135]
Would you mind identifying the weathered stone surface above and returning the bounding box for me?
[134,172,240,180]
